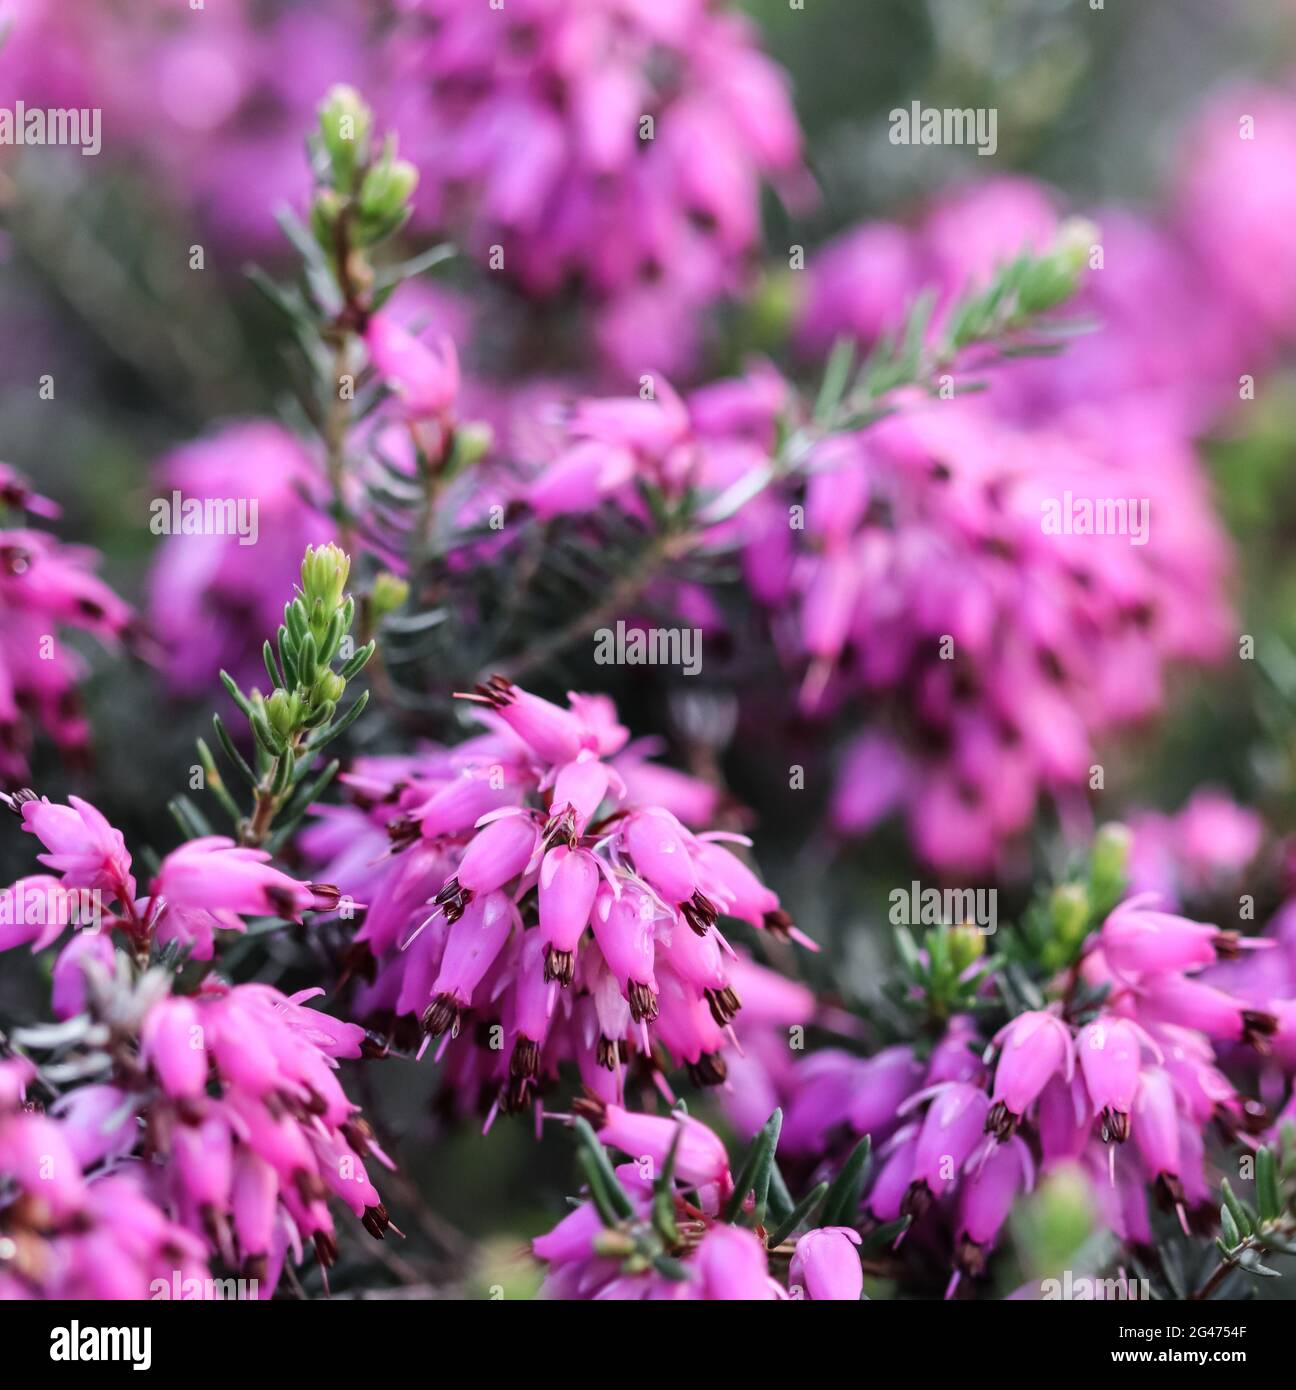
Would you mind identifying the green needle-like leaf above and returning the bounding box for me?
[821,1135,873,1229]
[573,1119,634,1221]
[724,1108,782,1224]
[765,1181,829,1250]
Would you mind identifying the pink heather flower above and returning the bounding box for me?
[0,874,78,954]
[141,982,389,1285]
[3,2,377,254]
[302,678,798,1118]
[146,422,334,697]
[148,836,338,960]
[789,1227,864,1301]
[1132,1067,1184,1207]
[422,890,519,1038]
[534,1152,792,1300]
[1099,894,1243,977]
[693,1224,784,1301]
[538,846,601,984]
[0,1108,86,1222]
[987,1011,1073,1140]
[1036,1073,1092,1164]
[591,884,659,1023]
[778,171,1241,870]
[1076,1015,1147,1143]
[533,1186,647,1269]
[0,513,132,782]
[954,1137,1033,1281]
[141,996,209,1101]
[1127,790,1264,907]
[462,675,594,765]
[365,312,459,423]
[1,971,385,1298]
[21,794,135,904]
[437,811,537,914]
[50,930,116,1020]
[577,1101,732,1196]
[387,0,809,379]
[51,1085,138,1169]
[1173,84,1296,345]
[905,1083,991,1214]
[865,1129,920,1224]
[1137,973,1277,1049]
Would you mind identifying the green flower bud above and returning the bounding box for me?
[266,688,298,742]
[300,544,351,619]
[311,189,346,253]
[358,156,419,228]
[448,421,494,474]
[1049,882,1090,953]
[1017,217,1098,314]
[1090,821,1131,913]
[313,671,347,707]
[370,571,410,620]
[592,1230,636,1259]
[318,85,372,190]
[947,922,986,973]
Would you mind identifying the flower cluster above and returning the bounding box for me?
[147,424,335,696]
[807,391,1232,872]
[0,1057,213,1299]
[1,0,375,253]
[0,765,390,1298]
[302,676,804,1121]
[1126,789,1265,910]
[533,1105,865,1300]
[1,790,339,971]
[775,168,1268,871]
[769,887,1287,1294]
[0,970,390,1300]
[0,468,134,786]
[385,0,809,378]
[134,979,392,1290]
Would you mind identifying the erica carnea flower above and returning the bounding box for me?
[385,0,809,378]
[1,960,391,1299]
[0,472,134,785]
[789,1226,864,1301]
[139,980,393,1288]
[0,1058,213,1299]
[784,176,1242,872]
[532,1109,866,1300]
[21,794,135,905]
[986,1011,1073,1141]
[2,793,340,967]
[1126,789,1263,908]
[743,826,1294,1294]
[147,423,335,697]
[302,676,804,1120]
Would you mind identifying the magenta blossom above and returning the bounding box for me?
[302,676,804,1121]
[0,493,134,783]
[789,1227,864,1301]
[386,0,810,379]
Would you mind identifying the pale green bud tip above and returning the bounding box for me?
[1092,821,1132,878]
[1049,882,1090,944]
[370,571,410,619]
[267,688,297,740]
[1053,217,1100,277]
[947,922,986,970]
[359,158,420,223]
[319,85,372,144]
[318,85,373,188]
[454,421,494,469]
[300,544,351,613]
[315,671,347,706]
